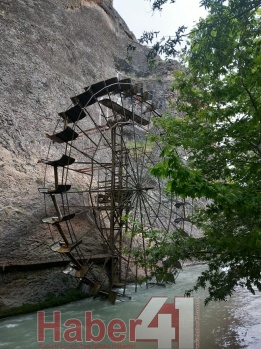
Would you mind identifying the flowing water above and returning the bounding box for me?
[0,265,261,349]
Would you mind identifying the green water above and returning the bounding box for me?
[0,265,260,348]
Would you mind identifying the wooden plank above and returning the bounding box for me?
[99,99,149,126]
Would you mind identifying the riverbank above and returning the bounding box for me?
[0,288,91,320]
[0,262,206,319]
[1,265,260,349]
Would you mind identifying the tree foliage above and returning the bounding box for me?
[148,0,261,303]
[140,0,261,60]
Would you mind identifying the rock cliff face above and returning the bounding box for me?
[0,0,179,310]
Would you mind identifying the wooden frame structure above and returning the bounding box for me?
[38,77,182,301]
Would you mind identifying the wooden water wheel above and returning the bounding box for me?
[38,77,184,301]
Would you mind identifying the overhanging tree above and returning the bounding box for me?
[146,0,261,303]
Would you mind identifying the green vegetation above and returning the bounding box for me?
[145,0,261,303]
[0,289,89,319]
[126,139,154,157]
[123,217,182,284]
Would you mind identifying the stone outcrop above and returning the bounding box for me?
[0,0,180,310]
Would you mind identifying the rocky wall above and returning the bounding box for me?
[0,0,182,311]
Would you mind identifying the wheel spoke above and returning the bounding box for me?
[41,78,180,294]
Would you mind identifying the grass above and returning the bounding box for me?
[0,288,90,319]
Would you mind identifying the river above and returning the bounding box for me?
[0,265,260,349]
